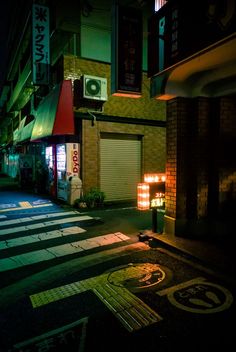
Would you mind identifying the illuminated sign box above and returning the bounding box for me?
[137,183,150,210]
[149,182,165,209]
[137,173,166,210]
[144,173,166,183]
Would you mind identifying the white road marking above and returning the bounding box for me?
[0,215,93,236]
[0,232,130,272]
[0,226,86,249]
[0,211,81,227]
[13,317,88,352]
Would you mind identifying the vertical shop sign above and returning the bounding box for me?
[32,3,50,85]
[111,5,142,97]
[158,16,165,72]
[66,143,80,177]
[170,6,178,59]
[71,143,80,176]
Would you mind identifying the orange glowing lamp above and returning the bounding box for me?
[137,183,150,210]
[144,173,166,183]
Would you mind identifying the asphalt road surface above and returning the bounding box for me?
[0,193,235,352]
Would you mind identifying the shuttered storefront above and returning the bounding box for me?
[100,135,141,201]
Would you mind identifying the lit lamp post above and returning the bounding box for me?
[137,173,166,233]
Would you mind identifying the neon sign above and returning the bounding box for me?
[137,173,166,210]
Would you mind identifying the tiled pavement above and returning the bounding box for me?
[30,262,163,332]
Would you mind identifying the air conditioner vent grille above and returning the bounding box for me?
[83,74,107,101]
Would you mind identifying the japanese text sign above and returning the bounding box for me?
[149,182,165,209]
[111,5,142,97]
[32,4,50,85]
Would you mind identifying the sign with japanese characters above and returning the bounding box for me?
[32,4,50,85]
[149,182,165,209]
[111,5,142,97]
[13,317,88,351]
[137,174,166,210]
[157,277,233,314]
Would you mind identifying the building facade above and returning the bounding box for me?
[149,0,236,238]
[0,0,166,204]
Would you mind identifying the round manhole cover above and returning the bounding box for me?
[106,262,171,292]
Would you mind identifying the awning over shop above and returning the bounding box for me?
[31,80,74,141]
[13,115,35,145]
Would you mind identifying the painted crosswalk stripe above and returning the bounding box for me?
[0,211,81,227]
[0,215,93,236]
[0,226,86,249]
[0,232,130,272]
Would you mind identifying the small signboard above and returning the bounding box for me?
[137,173,166,211]
[149,182,165,209]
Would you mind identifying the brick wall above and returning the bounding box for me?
[196,98,209,218]
[64,55,166,120]
[82,120,166,192]
[64,56,166,193]
[165,95,236,237]
[218,97,236,215]
[165,99,177,218]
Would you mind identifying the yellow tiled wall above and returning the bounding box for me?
[64,56,166,194]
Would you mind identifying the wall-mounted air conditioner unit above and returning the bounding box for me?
[83,74,107,101]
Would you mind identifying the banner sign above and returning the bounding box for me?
[32,4,50,85]
[67,143,80,177]
[111,5,142,97]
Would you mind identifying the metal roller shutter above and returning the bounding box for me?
[100,136,141,201]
